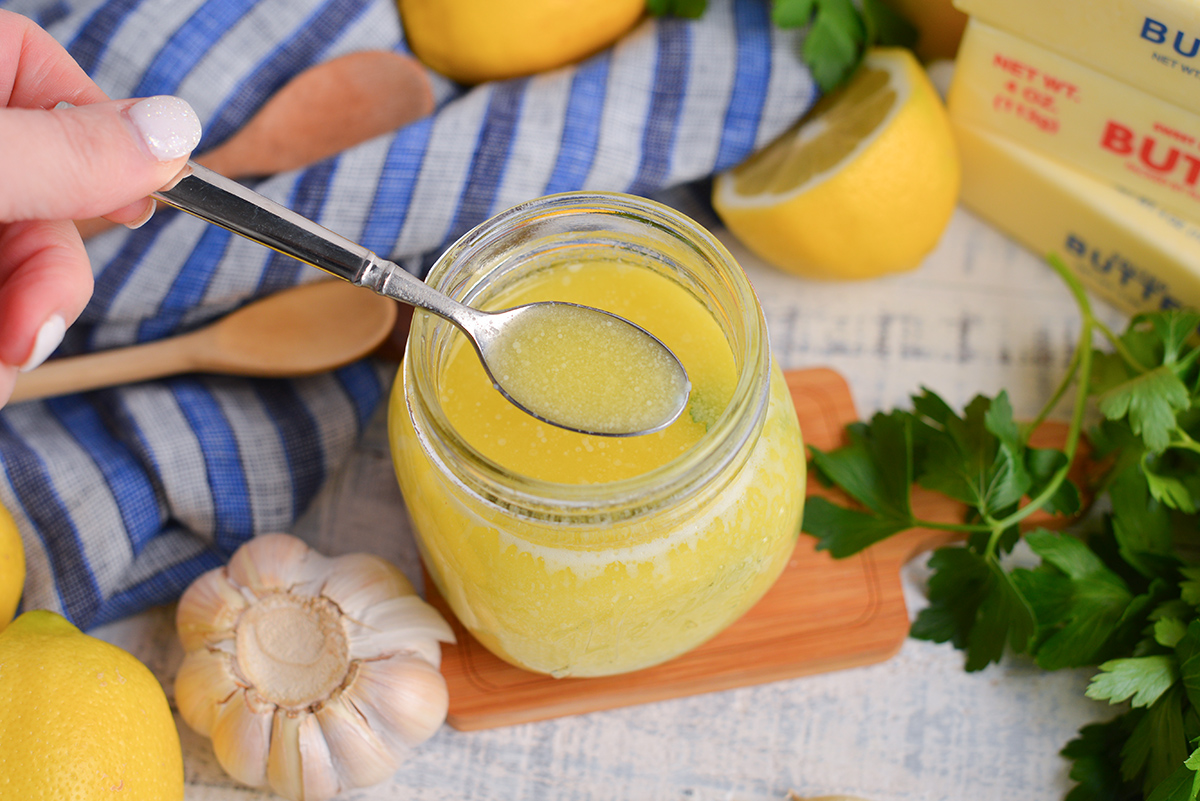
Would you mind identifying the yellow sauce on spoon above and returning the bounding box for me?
[484,302,690,436]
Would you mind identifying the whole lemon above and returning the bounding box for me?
[0,610,184,800]
[399,0,646,84]
[712,48,959,281]
[0,500,24,629]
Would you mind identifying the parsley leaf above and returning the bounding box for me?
[801,0,864,91]
[1061,717,1142,801]
[804,411,915,556]
[1091,310,1200,457]
[908,546,989,649]
[910,546,1035,671]
[644,0,707,17]
[1144,755,1200,801]
[860,0,918,50]
[1012,530,1138,670]
[1156,618,1190,650]
[1143,435,1200,514]
[1088,656,1180,708]
[801,496,911,558]
[1122,685,1189,796]
[971,555,1037,669]
[1171,621,1200,714]
[1150,311,1200,366]
[772,0,815,28]
[1026,445,1082,517]
[1097,366,1191,454]
[916,391,1031,516]
[1109,462,1179,580]
[1180,569,1200,608]
[810,413,914,518]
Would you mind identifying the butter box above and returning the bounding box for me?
[948,19,1200,223]
[953,0,1200,115]
[954,119,1200,316]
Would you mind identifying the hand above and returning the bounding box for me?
[0,10,202,406]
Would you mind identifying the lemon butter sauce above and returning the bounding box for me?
[483,293,690,437]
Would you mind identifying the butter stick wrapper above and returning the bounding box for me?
[948,19,1200,224]
[953,0,1200,116]
[954,120,1200,316]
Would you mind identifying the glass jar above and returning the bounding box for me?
[388,192,805,678]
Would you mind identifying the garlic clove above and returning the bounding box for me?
[228,532,322,595]
[343,655,449,748]
[211,690,274,789]
[315,691,402,790]
[321,553,414,612]
[345,596,455,668]
[175,567,248,652]
[268,710,341,801]
[175,647,240,738]
[266,713,305,801]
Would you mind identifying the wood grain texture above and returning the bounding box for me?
[428,367,1085,731]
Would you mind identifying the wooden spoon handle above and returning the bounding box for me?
[9,336,201,402]
[76,50,434,240]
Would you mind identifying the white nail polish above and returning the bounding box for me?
[19,315,66,373]
[126,96,202,161]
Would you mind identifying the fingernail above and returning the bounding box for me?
[19,315,66,373]
[126,96,202,161]
[124,198,157,230]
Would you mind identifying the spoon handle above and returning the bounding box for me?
[9,335,200,403]
[154,163,481,325]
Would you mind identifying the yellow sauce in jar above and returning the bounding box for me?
[391,259,804,677]
[441,261,734,483]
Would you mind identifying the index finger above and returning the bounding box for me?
[0,9,108,109]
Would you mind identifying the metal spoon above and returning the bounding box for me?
[152,163,691,437]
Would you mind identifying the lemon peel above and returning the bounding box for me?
[0,499,24,629]
[0,609,184,800]
[399,0,645,85]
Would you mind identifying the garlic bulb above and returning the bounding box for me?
[174,533,455,801]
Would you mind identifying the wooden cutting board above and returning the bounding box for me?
[425,367,1080,731]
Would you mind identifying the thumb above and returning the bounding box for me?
[0,96,202,223]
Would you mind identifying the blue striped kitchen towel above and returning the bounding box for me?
[0,0,817,629]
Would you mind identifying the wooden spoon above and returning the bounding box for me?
[9,280,398,402]
[76,49,434,238]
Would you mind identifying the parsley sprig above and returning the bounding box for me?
[645,0,916,91]
[802,255,1200,801]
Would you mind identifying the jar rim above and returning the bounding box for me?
[401,191,771,520]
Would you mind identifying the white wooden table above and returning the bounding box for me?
[95,203,1129,801]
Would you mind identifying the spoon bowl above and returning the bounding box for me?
[151,162,691,437]
[472,301,691,437]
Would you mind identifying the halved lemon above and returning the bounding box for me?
[712,47,960,281]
